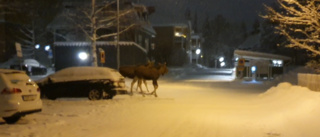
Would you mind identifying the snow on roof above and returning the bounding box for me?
[153,23,188,27]
[48,67,124,83]
[54,41,147,53]
[238,34,260,49]
[0,58,43,69]
[234,49,291,61]
[24,59,40,67]
[141,24,156,35]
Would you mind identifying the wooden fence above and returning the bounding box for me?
[298,73,320,91]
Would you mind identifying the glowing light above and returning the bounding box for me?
[196,49,201,55]
[175,32,181,37]
[35,44,40,49]
[219,57,224,62]
[273,60,277,64]
[251,66,256,72]
[78,52,88,61]
[45,45,50,51]
[220,62,225,67]
[272,60,283,66]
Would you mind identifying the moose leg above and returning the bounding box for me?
[152,80,158,97]
[131,77,138,95]
[143,79,150,93]
[138,79,145,97]
[135,79,139,91]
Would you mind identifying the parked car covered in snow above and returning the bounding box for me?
[0,69,42,124]
[10,59,47,76]
[36,66,127,100]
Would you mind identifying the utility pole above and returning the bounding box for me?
[116,0,120,69]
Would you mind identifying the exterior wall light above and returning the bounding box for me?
[78,52,88,61]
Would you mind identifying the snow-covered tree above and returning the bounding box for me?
[66,0,138,67]
[264,0,320,71]
[264,0,320,56]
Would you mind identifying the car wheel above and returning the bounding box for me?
[3,116,21,124]
[88,89,102,100]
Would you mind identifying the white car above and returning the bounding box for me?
[0,69,42,124]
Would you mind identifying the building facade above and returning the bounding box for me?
[234,49,291,80]
[153,24,190,66]
[49,1,156,70]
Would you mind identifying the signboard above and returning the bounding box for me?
[15,42,23,57]
[99,48,105,64]
[237,58,246,71]
[100,52,105,63]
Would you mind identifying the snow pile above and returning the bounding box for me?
[256,82,320,137]
[259,82,320,110]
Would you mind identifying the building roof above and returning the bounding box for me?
[141,24,156,35]
[238,33,260,49]
[153,23,188,27]
[234,49,291,61]
[54,41,147,53]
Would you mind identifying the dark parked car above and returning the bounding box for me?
[36,66,127,100]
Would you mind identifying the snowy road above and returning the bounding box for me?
[1,70,320,137]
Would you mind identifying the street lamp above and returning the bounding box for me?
[219,57,224,62]
[218,56,225,68]
[196,48,201,64]
[35,44,40,49]
[196,49,201,54]
[220,62,226,67]
[44,45,50,51]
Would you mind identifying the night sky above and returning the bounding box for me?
[138,0,276,29]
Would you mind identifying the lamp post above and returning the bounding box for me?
[196,49,201,64]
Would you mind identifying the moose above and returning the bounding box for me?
[135,62,168,97]
[119,62,154,94]
[119,62,168,97]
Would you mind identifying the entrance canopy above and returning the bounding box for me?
[54,41,147,53]
[234,50,291,61]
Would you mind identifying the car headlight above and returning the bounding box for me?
[119,81,125,87]
[112,81,125,88]
[113,82,119,87]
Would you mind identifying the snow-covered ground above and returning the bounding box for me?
[1,66,320,137]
